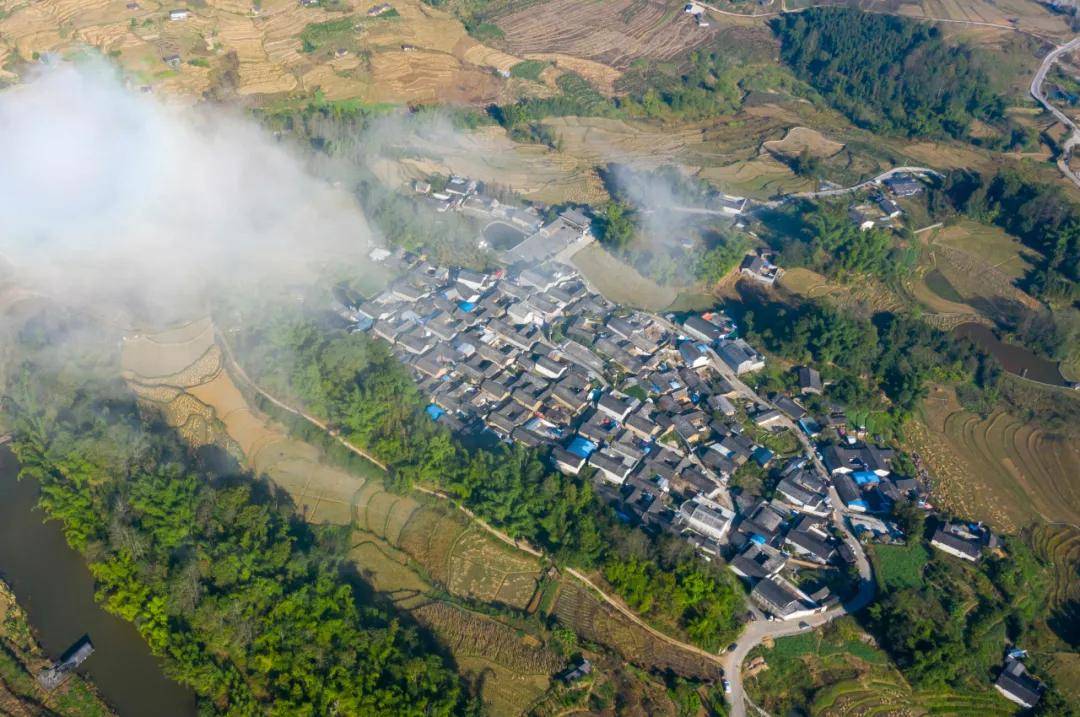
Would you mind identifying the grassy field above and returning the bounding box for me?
[571,243,678,310]
[933,220,1041,283]
[911,386,1080,532]
[872,542,932,591]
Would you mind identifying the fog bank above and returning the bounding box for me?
[0,61,373,325]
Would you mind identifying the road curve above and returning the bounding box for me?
[1030,36,1080,189]
[646,315,877,717]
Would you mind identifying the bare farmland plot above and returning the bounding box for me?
[491,0,724,71]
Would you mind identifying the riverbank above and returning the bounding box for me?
[0,578,114,717]
[0,451,198,716]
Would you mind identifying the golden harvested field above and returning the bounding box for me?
[913,386,1080,531]
[120,318,216,378]
[762,126,845,160]
[121,321,366,524]
[571,242,678,310]
[0,0,526,102]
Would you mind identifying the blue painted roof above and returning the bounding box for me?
[852,471,879,486]
[751,446,774,466]
[567,436,598,459]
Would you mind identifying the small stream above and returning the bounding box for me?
[0,448,197,716]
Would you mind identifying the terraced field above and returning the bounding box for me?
[123,319,371,524]
[490,0,725,72]
[355,482,546,610]
[914,386,1080,531]
[570,242,678,310]
[347,534,563,716]
[0,0,521,102]
[811,676,1015,716]
[1030,524,1080,609]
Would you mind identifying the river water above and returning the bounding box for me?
[953,322,1070,387]
[0,448,197,716]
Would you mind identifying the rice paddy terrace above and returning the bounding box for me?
[119,318,725,715]
[912,386,1080,532]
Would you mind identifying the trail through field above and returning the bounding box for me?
[216,332,741,672]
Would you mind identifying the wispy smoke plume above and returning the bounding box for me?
[0,61,373,326]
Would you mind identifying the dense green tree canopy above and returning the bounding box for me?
[4,321,469,716]
[774,8,1003,138]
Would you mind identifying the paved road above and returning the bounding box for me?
[784,166,943,201]
[1030,36,1080,189]
[706,362,875,717]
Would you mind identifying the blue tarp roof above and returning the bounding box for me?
[751,446,774,466]
[852,471,880,486]
[567,436,598,459]
[457,301,476,313]
[750,534,767,545]
[425,404,445,421]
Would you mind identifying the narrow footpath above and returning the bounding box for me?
[216,333,728,669]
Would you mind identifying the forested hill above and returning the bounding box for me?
[773,8,1003,139]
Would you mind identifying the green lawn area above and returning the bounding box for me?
[571,243,678,311]
[509,60,548,81]
[300,17,356,53]
[871,542,931,591]
[933,218,1040,282]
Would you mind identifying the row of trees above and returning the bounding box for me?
[4,315,470,716]
[773,8,1003,139]
[231,308,745,647]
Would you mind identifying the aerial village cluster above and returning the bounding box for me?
[335,178,1042,707]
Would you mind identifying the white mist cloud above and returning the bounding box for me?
[0,60,373,323]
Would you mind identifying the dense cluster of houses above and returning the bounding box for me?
[336,245,922,620]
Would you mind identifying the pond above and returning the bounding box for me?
[0,449,197,716]
[953,322,1069,387]
[482,221,528,251]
